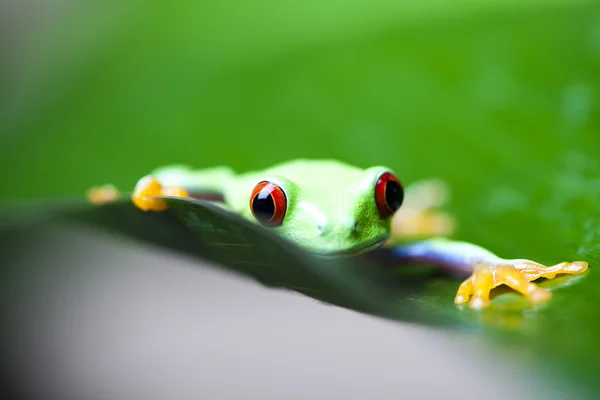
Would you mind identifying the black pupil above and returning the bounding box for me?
[252,190,275,222]
[385,180,404,212]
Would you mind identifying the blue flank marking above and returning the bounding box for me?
[386,238,502,278]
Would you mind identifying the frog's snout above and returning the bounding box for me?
[317,218,358,237]
[309,218,387,255]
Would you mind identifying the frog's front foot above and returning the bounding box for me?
[132,176,190,212]
[454,260,588,309]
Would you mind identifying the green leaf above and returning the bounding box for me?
[1,195,598,395]
[0,194,600,396]
[1,197,464,326]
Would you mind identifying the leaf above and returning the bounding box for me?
[3,195,600,395]
[3,0,600,396]
[1,197,464,326]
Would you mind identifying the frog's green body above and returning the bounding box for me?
[151,159,393,255]
[127,158,588,309]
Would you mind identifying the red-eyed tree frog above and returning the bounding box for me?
[89,159,588,309]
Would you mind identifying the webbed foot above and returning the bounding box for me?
[454,260,588,309]
[87,184,120,205]
[132,176,190,212]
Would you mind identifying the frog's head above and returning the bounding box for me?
[239,161,404,256]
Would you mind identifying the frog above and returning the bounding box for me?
[88,159,588,309]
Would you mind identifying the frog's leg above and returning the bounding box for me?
[390,179,456,240]
[384,238,588,309]
[132,165,235,212]
[87,184,121,205]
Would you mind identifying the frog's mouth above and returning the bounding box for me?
[308,235,389,258]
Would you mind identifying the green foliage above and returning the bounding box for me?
[2,0,600,396]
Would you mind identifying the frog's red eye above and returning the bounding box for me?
[374,172,404,219]
[250,181,287,227]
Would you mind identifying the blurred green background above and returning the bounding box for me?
[2,0,600,394]
[2,0,599,263]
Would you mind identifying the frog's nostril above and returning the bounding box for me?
[317,224,325,235]
[353,221,359,232]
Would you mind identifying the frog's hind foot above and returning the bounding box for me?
[132,176,190,212]
[390,179,455,240]
[87,184,121,205]
[454,260,588,309]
